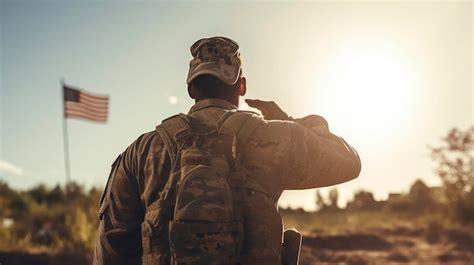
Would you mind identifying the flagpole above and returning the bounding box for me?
[61,78,72,184]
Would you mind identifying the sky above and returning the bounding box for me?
[1,1,472,210]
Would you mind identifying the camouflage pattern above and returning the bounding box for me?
[165,123,241,265]
[160,109,285,265]
[175,145,233,222]
[94,98,361,265]
[186,36,242,85]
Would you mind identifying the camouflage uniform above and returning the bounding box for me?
[94,37,361,265]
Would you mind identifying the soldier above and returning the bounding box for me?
[94,36,361,265]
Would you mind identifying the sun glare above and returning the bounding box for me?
[315,43,417,137]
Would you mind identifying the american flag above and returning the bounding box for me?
[63,85,109,122]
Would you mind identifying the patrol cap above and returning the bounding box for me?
[186,36,243,85]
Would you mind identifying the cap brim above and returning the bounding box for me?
[187,62,240,86]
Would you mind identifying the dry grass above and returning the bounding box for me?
[281,208,470,234]
[281,209,474,264]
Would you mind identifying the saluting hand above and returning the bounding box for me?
[245,99,291,121]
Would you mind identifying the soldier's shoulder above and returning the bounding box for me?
[234,109,265,124]
[236,109,260,116]
[123,130,163,156]
[231,110,298,134]
[133,130,163,147]
[222,109,265,132]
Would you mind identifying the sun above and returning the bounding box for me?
[314,42,418,137]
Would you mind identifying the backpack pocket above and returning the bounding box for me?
[170,153,243,264]
[169,220,243,264]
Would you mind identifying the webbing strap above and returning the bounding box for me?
[215,109,237,131]
[155,113,194,166]
[218,111,264,227]
[219,111,261,144]
[155,114,194,213]
[237,115,261,145]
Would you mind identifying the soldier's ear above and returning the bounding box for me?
[239,77,247,96]
[188,84,196,99]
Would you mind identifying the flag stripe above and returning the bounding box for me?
[76,97,109,110]
[69,110,107,119]
[66,101,108,114]
[66,105,108,118]
[80,93,109,103]
[79,97,109,108]
[79,100,108,111]
[66,109,107,119]
[66,102,108,117]
[79,90,108,100]
[65,109,108,121]
[66,111,107,122]
[66,109,107,121]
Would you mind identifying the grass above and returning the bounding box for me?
[280,208,473,234]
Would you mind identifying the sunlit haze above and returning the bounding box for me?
[1,2,472,210]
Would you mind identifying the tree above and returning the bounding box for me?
[408,179,437,209]
[347,190,378,211]
[431,126,474,223]
[328,188,339,210]
[27,184,48,204]
[315,189,339,211]
[315,190,327,211]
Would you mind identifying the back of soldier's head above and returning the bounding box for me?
[186,36,245,103]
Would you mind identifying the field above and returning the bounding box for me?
[1,178,473,264]
[1,208,473,264]
[281,209,474,264]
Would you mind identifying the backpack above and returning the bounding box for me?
[154,109,283,265]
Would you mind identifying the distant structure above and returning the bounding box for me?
[279,179,444,213]
[388,193,402,200]
[346,191,379,211]
[346,179,442,213]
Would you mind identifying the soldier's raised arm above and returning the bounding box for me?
[245,99,361,190]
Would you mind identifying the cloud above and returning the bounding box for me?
[0,160,23,175]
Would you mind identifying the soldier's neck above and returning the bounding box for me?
[195,97,239,108]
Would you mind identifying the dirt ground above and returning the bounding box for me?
[0,225,472,265]
[300,225,474,265]
[0,250,90,265]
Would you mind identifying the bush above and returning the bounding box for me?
[0,181,102,252]
[431,127,474,223]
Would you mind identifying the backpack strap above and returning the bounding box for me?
[219,109,268,207]
[154,113,195,213]
[156,113,194,166]
[216,109,238,130]
[220,112,280,263]
[218,110,262,144]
